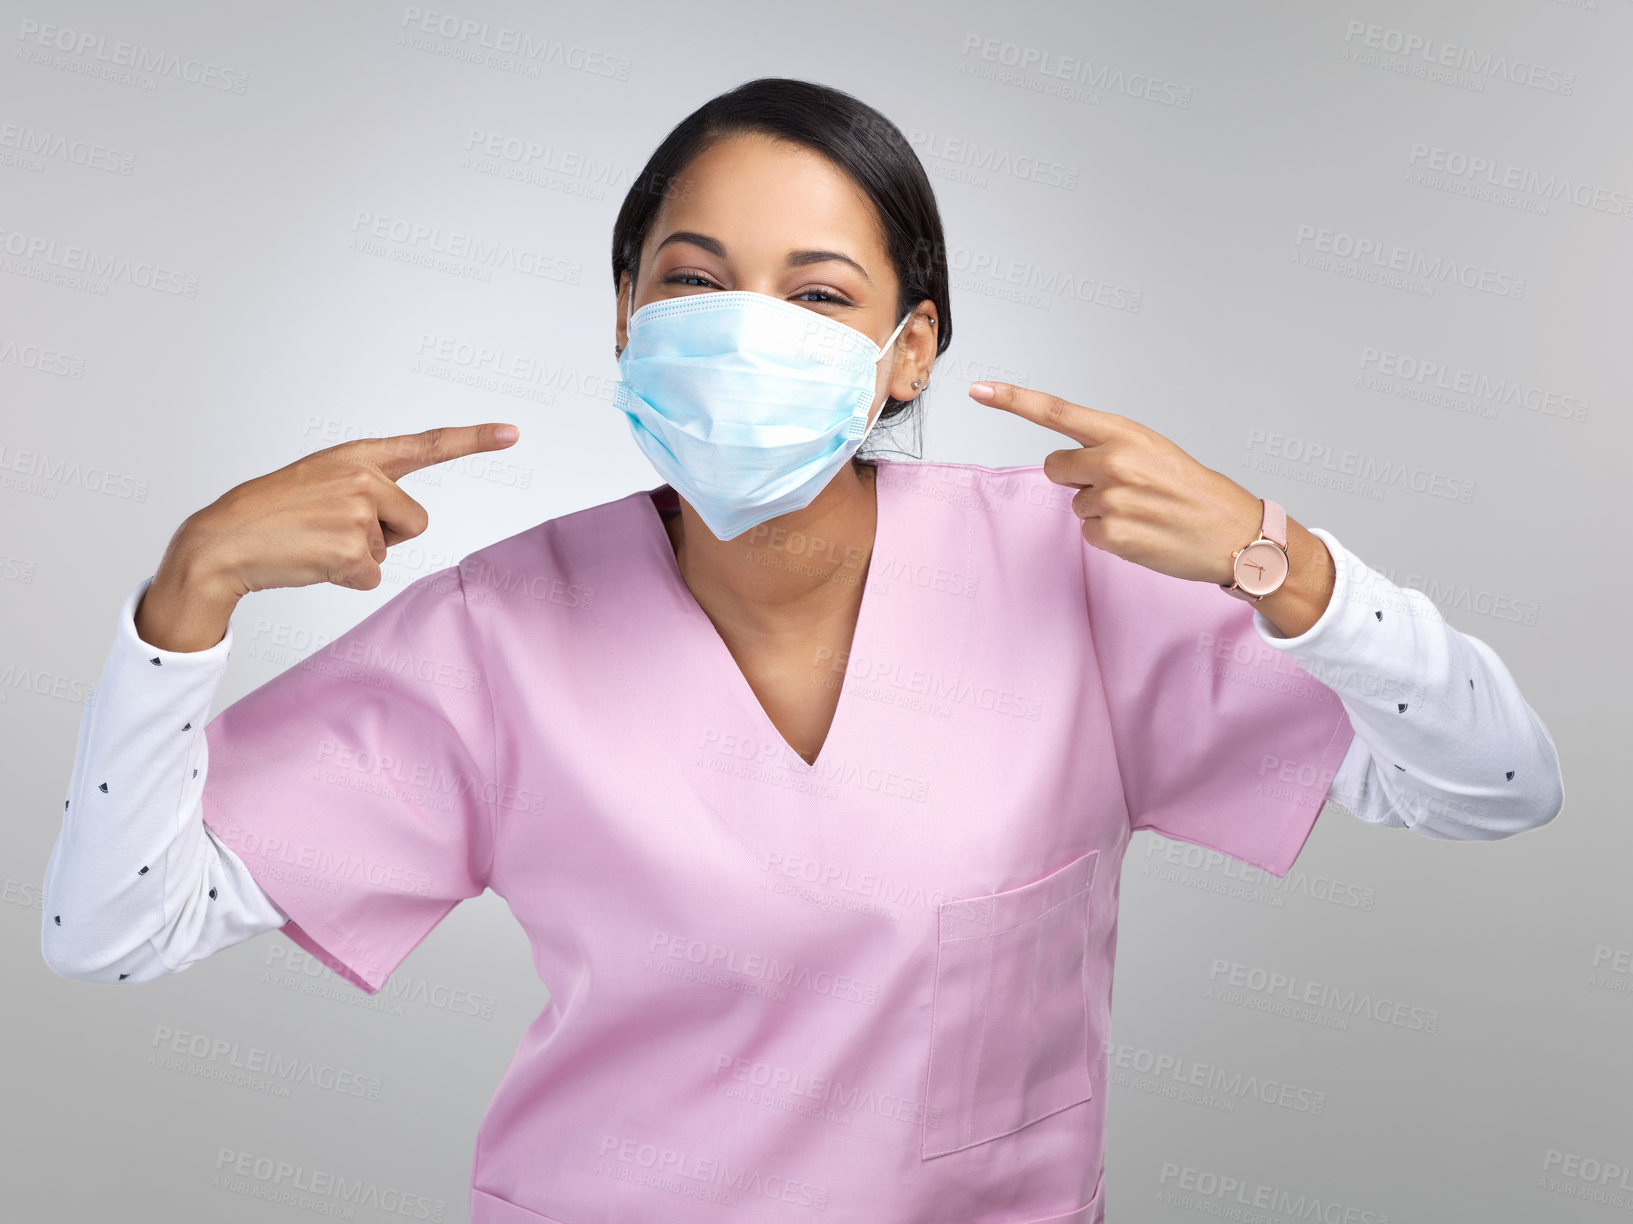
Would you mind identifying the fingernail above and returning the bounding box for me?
[969,382,995,401]
[495,425,519,443]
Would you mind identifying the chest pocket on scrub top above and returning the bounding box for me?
[922,848,1100,1160]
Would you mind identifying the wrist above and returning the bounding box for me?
[168,515,245,603]
[1218,494,1288,598]
[137,530,242,654]
[136,561,240,651]
[1252,517,1336,638]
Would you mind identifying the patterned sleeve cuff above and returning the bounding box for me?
[116,574,235,666]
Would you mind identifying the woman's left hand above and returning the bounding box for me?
[969,380,1264,587]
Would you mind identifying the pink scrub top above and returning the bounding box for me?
[200,459,1356,1224]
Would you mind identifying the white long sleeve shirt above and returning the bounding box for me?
[40,526,1564,985]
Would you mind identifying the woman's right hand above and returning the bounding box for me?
[135,424,520,653]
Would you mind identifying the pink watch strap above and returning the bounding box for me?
[1260,498,1286,548]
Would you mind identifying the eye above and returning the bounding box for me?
[793,286,855,306]
[661,271,719,289]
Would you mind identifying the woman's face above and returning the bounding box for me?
[618,130,935,417]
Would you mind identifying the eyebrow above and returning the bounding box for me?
[653,230,872,285]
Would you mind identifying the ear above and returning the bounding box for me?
[887,298,939,403]
[615,273,631,357]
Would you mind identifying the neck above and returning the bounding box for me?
[661,460,879,635]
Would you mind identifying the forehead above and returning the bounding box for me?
[644,131,890,269]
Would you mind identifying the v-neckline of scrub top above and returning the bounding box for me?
[635,461,897,777]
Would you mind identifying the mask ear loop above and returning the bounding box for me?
[858,309,918,445]
[877,309,912,363]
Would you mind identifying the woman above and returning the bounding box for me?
[42,78,1562,1223]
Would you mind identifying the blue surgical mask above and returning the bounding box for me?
[612,290,913,540]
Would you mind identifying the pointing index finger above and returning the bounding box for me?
[969,381,1121,448]
[366,424,519,483]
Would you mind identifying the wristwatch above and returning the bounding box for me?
[1219,497,1289,602]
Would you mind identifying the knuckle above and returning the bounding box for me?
[343,465,377,496]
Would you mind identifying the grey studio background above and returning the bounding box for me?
[2,1,1624,1221]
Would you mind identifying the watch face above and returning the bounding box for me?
[1235,541,1289,596]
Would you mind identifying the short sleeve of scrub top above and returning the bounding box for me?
[199,566,496,996]
[1079,507,1358,876]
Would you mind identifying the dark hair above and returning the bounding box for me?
[610,77,951,459]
